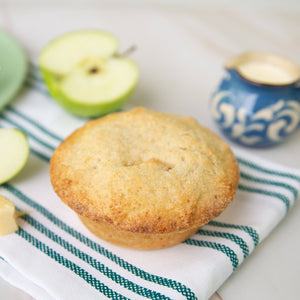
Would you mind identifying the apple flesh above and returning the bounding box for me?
[0,195,19,235]
[39,30,139,117]
[0,128,29,184]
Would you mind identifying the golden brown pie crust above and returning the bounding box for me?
[50,107,239,249]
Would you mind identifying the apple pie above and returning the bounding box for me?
[50,107,239,249]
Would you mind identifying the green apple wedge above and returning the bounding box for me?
[0,128,29,184]
[38,30,139,117]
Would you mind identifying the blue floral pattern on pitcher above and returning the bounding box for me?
[211,67,300,147]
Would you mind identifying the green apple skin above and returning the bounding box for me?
[0,128,30,184]
[40,61,138,118]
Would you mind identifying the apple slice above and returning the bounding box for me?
[0,195,19,235]
[0,128,29,184]
[39,30,139,117]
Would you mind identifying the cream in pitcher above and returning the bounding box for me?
[238,62,293,85]
[211,51,300,147]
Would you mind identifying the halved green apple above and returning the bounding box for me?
[39,30,139,117]
[0,128,29,184]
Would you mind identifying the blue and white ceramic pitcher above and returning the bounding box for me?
[211,51,300,147]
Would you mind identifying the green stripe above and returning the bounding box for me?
[28,68,43,83]
[29,61,40,72]
[208,221,259,247]
[0,115,56,152]
[3,183,196,300]
[238,183,290,212]
[240,171,298,200]
[30,148,51,163]
[183,238,239,270]
[21,213,169,300]
[7,105,63,142]
[24,80,50,98]
[237,157,300,182]
[197,229,249,259]
[17,228,128,300]
[27,62,44,85]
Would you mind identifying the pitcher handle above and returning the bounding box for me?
[295,81,300,128]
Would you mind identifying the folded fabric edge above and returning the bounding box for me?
[0,256,54,300]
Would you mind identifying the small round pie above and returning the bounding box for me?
[50,107,239,249]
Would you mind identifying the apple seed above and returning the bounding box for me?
[88,67,100,74]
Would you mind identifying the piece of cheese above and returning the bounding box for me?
[0,195,18,236]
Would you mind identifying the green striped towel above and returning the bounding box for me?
[0,63,300,300]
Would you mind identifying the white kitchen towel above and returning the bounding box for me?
[0,63,300,300]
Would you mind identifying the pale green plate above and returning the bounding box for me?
[0,30,27,111]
